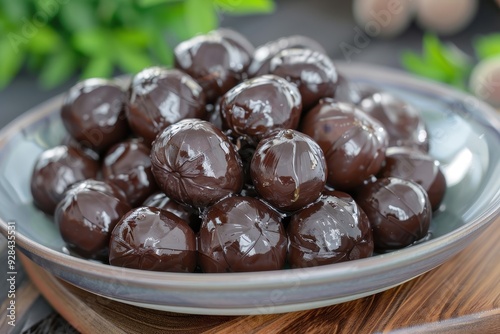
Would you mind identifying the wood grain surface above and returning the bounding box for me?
[20,218,500,334]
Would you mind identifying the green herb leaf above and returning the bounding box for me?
[401,34,471,90]
[150,32,174,66]
[0,38,24,89]
[39,48,76,88]
[96,0,119,24]
[82,56,113,79]
[116,3,143,26]
[0,0,276,89]
[156,3,191,41]
[32,0,62,18]
[114,28,152,49]
[474,34,500,60]
[448,72,467,91]
[214,0,275,14]
[422,34,456,76]
[59,1,97,32]
[0,1,29,20]
[137,0,183,7]
[26,26,60,55]
[185,0,217,35]
[72,29,110,57]
[400,51,449,82]
[0,12,8,30]
[115,49,153,74]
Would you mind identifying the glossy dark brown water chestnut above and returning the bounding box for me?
[30,145,100,215]
[355,177,432,251]
[143,192,200,232]
[103,139,158,207]
[150,119,244,208]
[126,67,206,144]
[287,191,373,268]
[198,196,287,273]
[248,35,326,77]
[212,28,255,60]
[301,99,388,191]
[219,75,302,141]
[109,207,196,272]
[61,134,100,161]
[250,129,327,211]
[378,147,446,211]
[359,92,429,151]
[55,180,131,260]
[61,79,128,152]
[268,48,338,110]
[174,32,252,102]
[143,192,193,222]
[333,74,365,105]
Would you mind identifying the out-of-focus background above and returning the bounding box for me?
[0,0,499,332]
[1,0,499,130]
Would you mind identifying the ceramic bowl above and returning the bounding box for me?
[0,63,498,315]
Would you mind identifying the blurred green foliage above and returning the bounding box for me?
[401,33,500,90]
[0,0,275,89]
[474,33,500,60]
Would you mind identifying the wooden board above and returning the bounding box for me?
[21,218,500,334]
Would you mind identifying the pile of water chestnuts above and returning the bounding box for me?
[30,29,446,273]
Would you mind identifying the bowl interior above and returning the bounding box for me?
[1,71,498,255]
[1,64,499,314]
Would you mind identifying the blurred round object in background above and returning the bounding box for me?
[415,0,478,36]
[352,0,415,38]
[469,56,500,108]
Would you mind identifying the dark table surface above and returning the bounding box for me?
[0,1,499,333]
